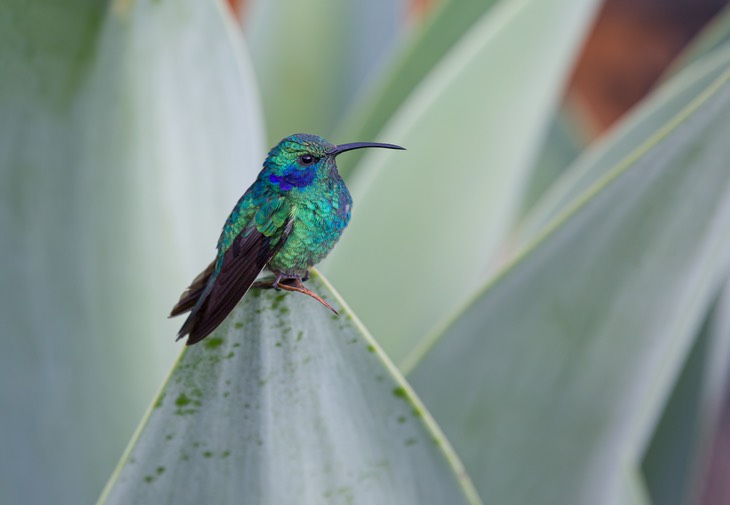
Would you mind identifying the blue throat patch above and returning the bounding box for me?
[269,166,316,191]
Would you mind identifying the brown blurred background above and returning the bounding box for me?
[567,0,729,135]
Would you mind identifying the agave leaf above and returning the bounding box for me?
[622,470,652,505]
[519,111,586,217]
[513,36,730,505]
[243,0,404,144]
[335,0,501,178]
[641,307,713,505]
[519,20,730,244]
[0,1,264,504]
[642,277,730,505]
[701,284,730,444]
[323,0,601,364]
[98,273,481,505]
[405,53,730,505]
[517,48,730,243]
[515,46,730,505]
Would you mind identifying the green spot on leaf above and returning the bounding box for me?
[393,387,407,399]
[203,451,213,458]
[204,337,224,349]
[175,393,191,407]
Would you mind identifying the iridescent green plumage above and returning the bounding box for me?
[170,133,404,345]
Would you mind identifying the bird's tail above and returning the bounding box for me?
[170,260,221,345]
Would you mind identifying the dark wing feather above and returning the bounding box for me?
[179,220,291,345]
[169,260,216,317]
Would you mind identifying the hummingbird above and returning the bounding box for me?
[170,133,404,345]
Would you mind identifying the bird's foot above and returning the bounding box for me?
[252,272,284,290]
[276,277,338,315]
[252,272,337,315]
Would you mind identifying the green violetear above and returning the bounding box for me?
[170,133,404,345]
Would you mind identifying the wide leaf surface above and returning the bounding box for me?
[407,57,730,504]
[324,0,600,364]
[336,0,500,178]
[244,0,404,143]
[99,274,480,505]
[517,48,730,242]
[519,111,585,217]
[0,1,263,503]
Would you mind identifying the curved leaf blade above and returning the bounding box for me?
[519,111,586,217]
[643,275,730,505]
[641,309,713,505]
[323,0,601,364]
[244,0,404,143]
[99,273,481,505]
[407,57,730,505]
[517,48,730,242]
[0,1,264,503]
[336,0,500,178]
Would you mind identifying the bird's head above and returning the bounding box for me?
[263,133,404,191]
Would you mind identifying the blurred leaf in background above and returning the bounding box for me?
[518,112,587,219]
[323,0,602,365]
[242,0,406,144]
[692,284,730,505]
[4,0,730,504]
[565,0,729,133]
[641,294,723,505]
[0,1,263,503]
[407,51,730,504]
[334,0,501,178]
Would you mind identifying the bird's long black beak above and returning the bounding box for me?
[330,141,405,156]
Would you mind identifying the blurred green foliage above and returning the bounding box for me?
[2,0,730,504]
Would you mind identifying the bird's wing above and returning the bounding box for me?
[169,260,216,317]
[177,196,293,345]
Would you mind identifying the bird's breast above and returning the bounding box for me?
[269,184,352,274]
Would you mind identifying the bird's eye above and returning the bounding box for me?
[298,154,317,166]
